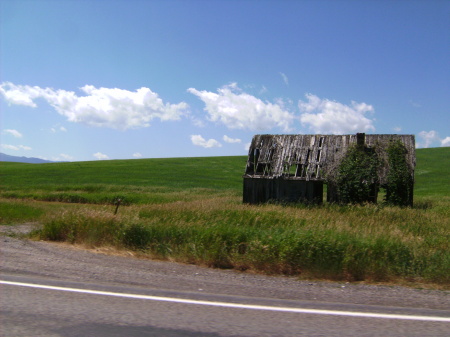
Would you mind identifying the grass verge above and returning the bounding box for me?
[36,195,450,287]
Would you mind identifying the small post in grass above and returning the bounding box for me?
[114,198,122,215]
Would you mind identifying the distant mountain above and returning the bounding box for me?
[0,152,54,164]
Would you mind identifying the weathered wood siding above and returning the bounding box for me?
[243,178,323,204]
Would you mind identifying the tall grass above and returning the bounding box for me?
[38,196,450,285]
[40,208,125,246]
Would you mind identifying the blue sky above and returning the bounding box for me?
[1,0,449,162]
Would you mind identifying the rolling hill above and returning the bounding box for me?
[0,152,55,164]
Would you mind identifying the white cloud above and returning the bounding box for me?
[132,152,142,158]
[1,144,19,151]
[52,153,74,161]
[417,130,440,148]
[0,83,44,107]
[393,126,402,133]
[0,82,189,130]
[298,93,375,134]
[417,131,450,148]
[190,116,206,128]
[3,129,23,138]
[188,83,293,131]
[280,72,289,86]
[190,135,222,148]
[441,137,450,147]
[223,135,241,143]
[50,125,67,133]
[60,153,74,161]
[1,144,31,151]
[93,152,109,160]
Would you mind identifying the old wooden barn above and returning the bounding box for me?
[243,133,415,205]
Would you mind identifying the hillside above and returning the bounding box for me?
[414,147,450,196]
[0,152,55,164]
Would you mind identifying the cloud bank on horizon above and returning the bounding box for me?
[1,81,448,160]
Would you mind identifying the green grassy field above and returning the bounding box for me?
[0,156,244,204]
[0,148,449,287]
[414,147,450,197]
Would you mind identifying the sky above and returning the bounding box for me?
[1,0,449,162]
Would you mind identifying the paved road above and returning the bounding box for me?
[1,226,449,336]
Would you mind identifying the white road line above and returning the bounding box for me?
[1,280,449,322]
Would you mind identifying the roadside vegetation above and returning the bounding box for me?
[0,148,449,287]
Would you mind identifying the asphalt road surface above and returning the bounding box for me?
[1,225,449,336]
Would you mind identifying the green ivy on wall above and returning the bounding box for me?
[384,140,414,206]
[335,144,380,204]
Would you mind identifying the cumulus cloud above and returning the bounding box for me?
[1,144,31,151]
[93,152,109,160]
[417,130,440,148]
[0,82,189,130]
[416,131,450,148]
[188,83,293,131]
[298,94,375,134]
[223,135,241,143]
[3,129,23,138]
[0,83,45,107]
[441,137,450,147]
[191,135,222,148]
[132,152,142,158]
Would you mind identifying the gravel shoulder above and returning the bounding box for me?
[1,224,448,311]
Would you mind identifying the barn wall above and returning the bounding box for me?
[243,178,323,204]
